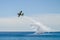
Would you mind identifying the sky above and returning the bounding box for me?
[0,0,60,32]
[0,0,60,17]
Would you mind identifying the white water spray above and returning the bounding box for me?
[18,16,51,34]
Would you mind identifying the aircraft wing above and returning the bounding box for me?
[20,11,22,14]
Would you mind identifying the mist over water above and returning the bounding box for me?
[18,16,52,34]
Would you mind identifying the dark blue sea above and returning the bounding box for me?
[0,32,60,40]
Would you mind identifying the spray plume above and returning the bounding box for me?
[18,16,51,34]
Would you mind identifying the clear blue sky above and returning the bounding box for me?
[0,0,60,17]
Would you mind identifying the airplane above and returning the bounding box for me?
[17,11,24,17]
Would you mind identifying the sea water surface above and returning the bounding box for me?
[0,32,60,40]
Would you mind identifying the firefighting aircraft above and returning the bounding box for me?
[17,11,24,17]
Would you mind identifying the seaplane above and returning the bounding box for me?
[17,11,24,17]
